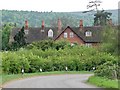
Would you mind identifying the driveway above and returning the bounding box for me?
[3,74,98,88]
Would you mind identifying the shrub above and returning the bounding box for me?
[2,40,118,76]
[26,39,70,50]
[95,59,118,79]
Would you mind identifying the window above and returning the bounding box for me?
[24,30,29,35]
[48,29,53,38]
[85,43,92,47]
[85,31,92,37]
[70,32,74,38]
[64,32,67,38]
[41,29,44,32]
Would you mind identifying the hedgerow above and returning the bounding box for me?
[2,42,117,76]
[1,40,118,80]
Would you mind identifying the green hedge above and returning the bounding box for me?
[2,45,117,74]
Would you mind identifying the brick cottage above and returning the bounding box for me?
[9,19,107,47]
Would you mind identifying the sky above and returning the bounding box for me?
[0,0,119,12]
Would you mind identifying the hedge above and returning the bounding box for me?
[2,45,117,75]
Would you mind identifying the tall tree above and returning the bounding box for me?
[2,24,12,50]
[12,26,26,49]
[87,0,102,11]
[85,0,112,26]
[94,10,112,26]
[100,26,118,55]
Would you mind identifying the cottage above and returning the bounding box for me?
[9,19,103,47]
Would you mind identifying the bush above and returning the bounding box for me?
[95,60,118,79]
[2,52,30,74]
[2,40,118,76]
[26,39,69,51]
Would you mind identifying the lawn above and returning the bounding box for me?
[1,71,93,86]
[88,76,119,88]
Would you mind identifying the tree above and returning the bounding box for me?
[100,26,118,55]
[85,0,112,26]
[2,24,12,50]
[87,0,102,11]
[94,10,112,26]
[12,26,26,49]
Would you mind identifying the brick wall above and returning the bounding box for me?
[56,27,85,45]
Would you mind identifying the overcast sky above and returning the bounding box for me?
[0,0,119,12]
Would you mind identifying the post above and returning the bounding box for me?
[65,66,68,71]
[40,68,42,72]
[21,68,24,75]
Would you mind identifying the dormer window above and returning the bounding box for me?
[24,30,29,35]
[48,29,53,38]
[70,32,74,38]
[64,32,67,38]
[85,31,92,37]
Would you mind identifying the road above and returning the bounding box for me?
[3,74,98,88]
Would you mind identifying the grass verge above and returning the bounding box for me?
[88,76,119,88]
[1,71,93,86]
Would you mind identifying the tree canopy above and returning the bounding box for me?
[94,10,112,26]
[12,26,26,50]
[2,24,12,50]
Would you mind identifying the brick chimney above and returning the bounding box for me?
[25,20,28,30]
[80,20,83,30]
[58,18,62,33]
[41,20,45,30]
[108,19,112,26]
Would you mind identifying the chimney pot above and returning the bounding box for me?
[25,20,28,29]
[80,20,83,30]
[58,18,62,33]
[42,20,45,29]
[108,19,112,26]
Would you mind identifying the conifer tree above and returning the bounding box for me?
[13,26,26,49]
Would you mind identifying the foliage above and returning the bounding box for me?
[95,26,119,79]
[26,39,69,51]
[86,1,113,26]
[87,0,102,11]
[1,10,118,27]
[99,26,118,55]
[94,59,118,79]
[11,26,27,50]
[2,24,12,50]
[94,10,112,26]
[2,42,117,75]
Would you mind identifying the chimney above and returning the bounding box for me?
[108,19,112,26]
[25,20,28,30]
[41,20,45,30]
[80,20,83,30]
[58,18,62,33]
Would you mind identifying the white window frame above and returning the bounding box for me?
[85,43,92,47]
[64,32,68,38]
[70,32,74,38]
[85,31,92,37]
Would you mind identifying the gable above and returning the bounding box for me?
[55,26,85,44]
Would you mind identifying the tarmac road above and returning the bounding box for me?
[3,74,98,88]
